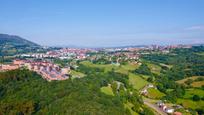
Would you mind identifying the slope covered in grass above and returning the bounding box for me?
[129,73,148,90]
[147,88,165,99]
[100,86,114,96]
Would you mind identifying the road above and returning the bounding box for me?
[143,98,167,115]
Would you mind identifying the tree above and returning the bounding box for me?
[184,79,193,85]
[111,82,118,94]
[143,107,154,115]
[193,95,200,101]
[147,77,153,82]
[135,63,152,75]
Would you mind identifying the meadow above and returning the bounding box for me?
[147,88,165,99]
[100,85,114,96]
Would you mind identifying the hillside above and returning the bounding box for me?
[0,69,152,115]
[0,34,39,47]
[0,34,40,56]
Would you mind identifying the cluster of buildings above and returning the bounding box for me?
[140,84,183,115]
[18,45,193,61]
[18,45,191,65]
[50,48,93,60]
[0,63,19,71]
[20,48,96,60]
[148,44,192,51]
[0,59,70,81]
[87,51,140,65]
[114,52,140,60]
[140,84,155,96]
[156,101,183,115]
[157,101,175,114]
[100,44,192,53]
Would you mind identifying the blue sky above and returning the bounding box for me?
[0,0,204,47]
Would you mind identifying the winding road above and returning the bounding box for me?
[143,98,167,115]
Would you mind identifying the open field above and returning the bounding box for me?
[146,63,161,75]
[177,88,204,110]
[100,86,114,96]
[81,61,148,91]
[176,76,204,87]
[176,76,203,84]
[147,88,165,99]
[177,99,204,110]
[191,81,204,87]
[70,70,86,79]
[116,64,139,74]
[183,88,204,99]
[129,73,148,90]
[81,61,139,74]
[121,64,139,71]
[195,52,204,56]
[124,102,139,115]
[139,74,150,80]
[159,63,173,69]
[80,61,118,72]
[176,89,204,109]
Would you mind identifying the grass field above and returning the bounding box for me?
[176,76,204,87]
[191,81,204,87]
[166,89,174,93]
[139,75,150,80]
[81,61,139,74]
[116,64,139,74]
[80,61,118,72]
[159,63,173,69]
[129,73,148,90]
[176,88,204,110]
[146,63,161,75]
[70,70,86,79]
[124,102,139,115]
[81,61,148,90]
[176,76,202,84]
[177,99,204,110]
[183,88,204,99]
[147,88,165,99]
[196,52,204,56]
[100,86,114,96]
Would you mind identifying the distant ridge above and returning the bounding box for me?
[0,33,39,47]
[0,34,41,56]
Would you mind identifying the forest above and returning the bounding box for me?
[0,68,153,115]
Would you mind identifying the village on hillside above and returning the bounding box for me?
[0,59,70,81]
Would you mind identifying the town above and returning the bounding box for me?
[1,44,190,81]
[0,59,70,81]
[1,44,203,115]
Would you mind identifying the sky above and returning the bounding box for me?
[0,0,204,47]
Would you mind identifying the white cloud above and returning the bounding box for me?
[185,25,204,31]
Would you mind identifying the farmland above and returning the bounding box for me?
[128,73,148,90]
[176,76,204,87]
[147,88,165,99]
[100,85,114,96]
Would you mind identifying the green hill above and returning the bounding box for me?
[0,34,40,56]
[0,34,39,47]
[0,69,128,114]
